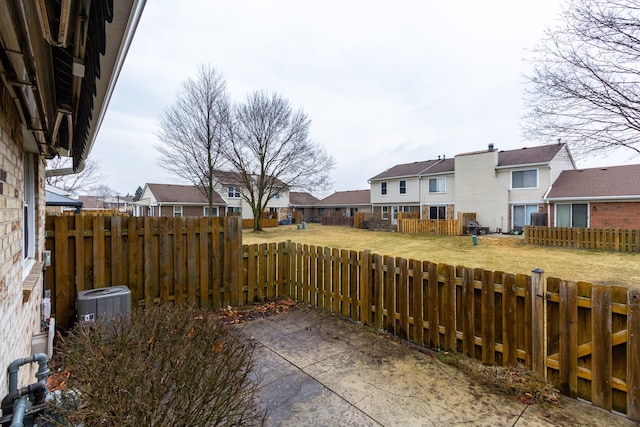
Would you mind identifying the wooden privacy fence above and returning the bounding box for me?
[241,218,279,229]
[239,242,639,420]
[45,215,242,327]
[398,219,461,235]
[525,226,640,252]
[45,217,640,420]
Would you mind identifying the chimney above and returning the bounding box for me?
[438,155,441,160]
[488,143,494,152]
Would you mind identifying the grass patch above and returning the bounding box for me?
[243,224,640,288]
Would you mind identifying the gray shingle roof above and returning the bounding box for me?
[147,183,225,204]
[290,192,319,206]
[497,144,566,167]
[370,160,439,180]
[546,164,640,199]
[316,190,370,206]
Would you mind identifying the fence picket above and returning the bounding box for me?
[592,286,613,411]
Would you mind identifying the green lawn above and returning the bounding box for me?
[242,224,640,289]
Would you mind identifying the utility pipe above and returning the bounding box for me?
[7,354,49,393]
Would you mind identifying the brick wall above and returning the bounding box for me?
[590,202,640,229]
[0,85,46,393]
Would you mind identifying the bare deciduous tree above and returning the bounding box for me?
[45,156,106,195]
[155,65,229,216]
[524,0,640,158]
[224,91,334,231]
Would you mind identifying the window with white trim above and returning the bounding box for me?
[429,206,446,219]
[399,180,407,194]
[380,182,387,195]
[173,206,182,217]
[511,169,538,189]
[428,177,446,193]
[204,206,218,217]
[382,206,389,219]
[228,186,241,198]
[556,203,588,227]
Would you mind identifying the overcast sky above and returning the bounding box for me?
[91,0,640,197]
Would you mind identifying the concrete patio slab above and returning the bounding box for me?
[242,308,637,427]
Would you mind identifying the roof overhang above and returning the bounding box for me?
[544,196,640,202]
[0,0,145,172]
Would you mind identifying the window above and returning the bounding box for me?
[23,153,35,265]
[228,206,242,214]
[173,206,182,217]
[228,186,241,198]
[399,180,407,194]
[402,206,410,213]
[428,177,446,193]
[318,208,325,216]
[148,206,155,216]
[429,206,446,219]
[204,206,218,217]
[273,193,280,199]
[511,169,537,189]
[556,203,588,227]
[382,206,389,219]
[381,182,387,195]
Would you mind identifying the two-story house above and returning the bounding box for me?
[370,143,576,231]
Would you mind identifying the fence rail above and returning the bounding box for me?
[45,216,640,421]
[525,226,640,252]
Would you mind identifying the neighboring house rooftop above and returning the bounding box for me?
[370,160,440,180]
[45,191,83,209]
[213,170,288,190]
[497,143,568,167]
[290,192,320,206]
[373,143,570,180]
[146,183,225,204]
[78,196,108,209]
[317,190,371,206]
[546,164,640,200]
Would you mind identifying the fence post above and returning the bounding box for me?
[627,289,640,421]
[531,268,546,378]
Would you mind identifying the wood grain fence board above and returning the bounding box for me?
[502,273,517,367]
[373,254,383,329]
[310,245,318,307]
[159,217,170,304]
[267,243,277,300]
[230,217,242,305]
[92,216,105,287]
[341,249,350,317]
[592,285,613,411]
[143,217,155,308]
[361,251,372,326]
[531,270,545,376]
[258,243,267,302]
[302,244,310,304]
[427,262,439,349]
[384,256,395,334]
[462,267,475,358]
[74,215,85,294]
[481,269,495,364]
[217,218,228,307]
[247,244,257,303]
[173,218,184,304]
[332,248,340,313]
[397,257,409,340]
[54,216,71,326]
[350,250,359,321]
[410,259,423,346]
[110,216,123,287]
[186,218,197,305]
[628,289,640,422]
[198,217,209,308]
[443,264,456,351]
[324,247,332,310]
[277,242,286,300]
[127,216,142,305]
[559,280,578,398]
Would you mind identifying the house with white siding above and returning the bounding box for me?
[369,143,576,232]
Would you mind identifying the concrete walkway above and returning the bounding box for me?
[241,308,637,427]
